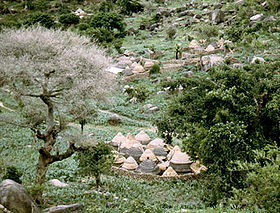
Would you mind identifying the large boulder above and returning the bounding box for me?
[210,9,225,24]
[0,179,41,213]
[43,203,83,213]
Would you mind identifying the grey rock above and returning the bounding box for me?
[213,3,223,9]
[138,160,160,174]
[184,71,194,77]
[43,203,83,213]
[145,106,159,114]
[122,69,133,76]
[108,115,122,125]
[250,14,263,22]
[0,179,41,213]
[211,9,225,24]
[178,11,189,17]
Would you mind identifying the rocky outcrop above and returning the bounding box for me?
[0,179,41,213]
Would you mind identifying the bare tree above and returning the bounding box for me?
[0,26,114,202]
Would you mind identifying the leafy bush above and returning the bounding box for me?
[149,64,160,76]
[77,22,90,31]
[230,144,280,212]
[25,12,56,29]
[155,61,280,204]
[75,142,113,188]
[27,0,50,11]
[117,0,144,15]
[59,13,80,26]
[166,27,176,41]
[2,166,22,184]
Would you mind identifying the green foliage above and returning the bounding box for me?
[166,26,176,41]
[25,12,56,29]
[196,23,220,39]
[88,12,126,47]
[149,64,160,76]
[59,13,80,26]
[27,0,50,11]
[230,144,280,212]
[117,0,144,15]
[77,22,90,31]
[155,61,280,204]
[75,142,113,187]
[2,166,23,183]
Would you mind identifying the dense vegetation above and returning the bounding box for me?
[0,0,280,212]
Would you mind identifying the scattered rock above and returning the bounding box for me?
[122,69,134,76]
[43,203,84,213]
[205,44,215,52]
[144,61,155,69]
[188,39,200,49]
[184,71,194,77]
[133,65,145,73]
[202,55,224,70]
[210,9,225,24]
[124,50,135,57]
[49,179,69,187]
[250,14,263,22]
[0,179,40,213]
[122,156,138,170]
[108,114,122,125]
[251,56,265,64]
[145,106,160,114]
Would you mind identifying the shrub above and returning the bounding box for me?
[27,0,49,11]
[155,61,280,204]
[59,13,80,26]
[2,166,22,184]
[25,12,56,29]
[166,27,176,41]
[117,0,144,15]
[75,142,113,188]
[149,64,160,76]
[230,144,280,212]
[77,22,90,31]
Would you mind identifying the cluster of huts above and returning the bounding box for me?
[110,131,206,178]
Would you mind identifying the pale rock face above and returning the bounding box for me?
[49,179,69,187]
[111,132,126,147]
[139,149,157,162]
[251,56,265,64]
[162,166,178,177]
[205,44,215,52]
[135,131,151,145]
[202,55,224,70]
[122,156,138,170]
[0,179,41,213]
[144,61,155,69]
[250,14,263,22]
[132,65,145,73]
[188,39,200,49]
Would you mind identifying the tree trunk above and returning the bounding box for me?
[95,173,101,188]
[35,152,49,204]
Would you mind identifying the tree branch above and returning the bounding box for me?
[49,142,88,164]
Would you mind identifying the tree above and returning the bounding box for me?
[75,142,113,188]
[0,26,113,202]
[155,61,280,204]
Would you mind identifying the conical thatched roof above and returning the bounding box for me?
[162,166,178,177]
[170,151,192,165]
[139,149,157,162]
[122,156,138,170]
[111,132,126,147]
[135,131,151,145]
[167,145,181,160]
[147,138,165,149]
[120,133,141,150]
